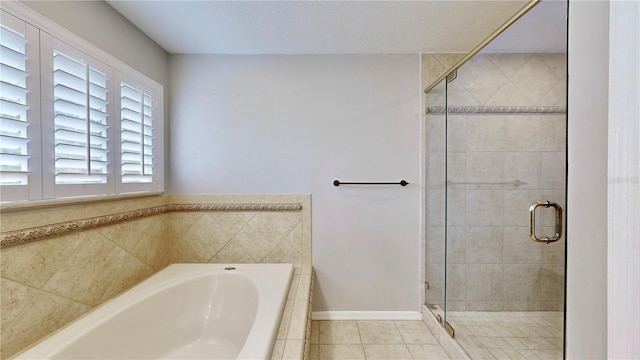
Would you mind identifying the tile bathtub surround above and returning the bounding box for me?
[0,215,171,358]
[271,265,315,360]
[305,319,450,360]
[1,194,312,360]
[424,53,567,311]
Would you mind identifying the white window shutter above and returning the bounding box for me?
[120,83,153,183]
[0,3,163,203]
[0,22,30,185]
[0,10,41,201]
[40,34,113,198]
[52,51,109,184]
[116,72,161,193]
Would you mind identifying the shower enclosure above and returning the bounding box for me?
[423,7,567,358]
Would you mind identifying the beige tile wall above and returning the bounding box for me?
[421,53,466,91]
[424,53,566,311]
[164,194,311,267]
[0,194,312,359]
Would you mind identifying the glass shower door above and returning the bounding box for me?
[424,77,447,325]
[443,52,567,359]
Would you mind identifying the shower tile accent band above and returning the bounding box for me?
[446,179,528,187]
[426,106,567,114]
[0,203,303,248]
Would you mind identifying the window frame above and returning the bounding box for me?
[0,2,164,204]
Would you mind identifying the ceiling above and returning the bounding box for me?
[106,0,566,55]
[484,0,566,53]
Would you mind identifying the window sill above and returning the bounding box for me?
[0,191,165,213]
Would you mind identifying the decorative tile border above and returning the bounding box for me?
[167,203,302,212]
[1,203,303,249]
[427,106,567,114]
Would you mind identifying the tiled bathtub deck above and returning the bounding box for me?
[271,265,314,360]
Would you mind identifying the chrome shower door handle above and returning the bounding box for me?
[529,200,563,243]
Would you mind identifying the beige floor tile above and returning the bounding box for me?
[499,348,527,359]
[477,336,500,349]
[460,335,485,349]
[492,326,515,337]
[310,321,319,344]
[363,344,412,359]
[407,344,451,359]
[530,326,557,338]
[546,337,564,350]
[357,320,404,344]
[309,345,319,360]
[318,320,361,344]
[466,347,497,360]
[488,349,511,360]
[505,326,531,338]
[395,321,439,344]
[318,344,365,360]
[547,350,563,359]
[517,349,557,359]
[503,337,528,350]
[446,311,563,360]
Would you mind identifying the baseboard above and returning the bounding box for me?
[311,311,422,320]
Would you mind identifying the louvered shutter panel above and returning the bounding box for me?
[1,5,163,203]
[0,20,30,186]
[0,11,41,201]
[52,50,109,184]
[120,82,153,183]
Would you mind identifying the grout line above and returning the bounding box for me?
[393,320,406,345]
[355,320,365,350]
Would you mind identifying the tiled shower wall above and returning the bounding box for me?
[0,194,311,359]
[424,53,566,312]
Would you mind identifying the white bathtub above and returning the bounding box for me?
[16,263,294,360]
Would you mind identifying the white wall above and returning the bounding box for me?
[169,55,421,312]
[21,0,168,85]
[566,1,609,358]
[607,2,640,358]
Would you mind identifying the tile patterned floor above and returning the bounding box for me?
[309,320,451,360]
[446,311,564,360]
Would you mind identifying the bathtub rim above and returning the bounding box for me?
[13,263,294,360]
